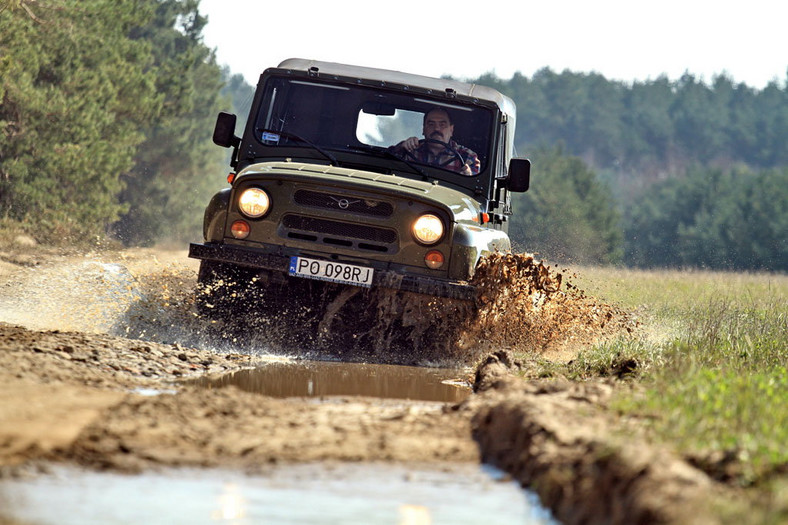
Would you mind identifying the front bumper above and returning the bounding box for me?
[188,242,477,301]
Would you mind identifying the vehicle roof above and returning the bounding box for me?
[274,58,516,115]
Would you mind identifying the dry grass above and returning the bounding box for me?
[552,265,788,520]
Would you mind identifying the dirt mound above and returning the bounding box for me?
[0,322,259,391]
[467,354,720,525]
[0,321,261,470]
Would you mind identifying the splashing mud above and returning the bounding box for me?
[0,261,141,333]
[461,252,637,355]
[0,249,636,367]
[119,252,636,367]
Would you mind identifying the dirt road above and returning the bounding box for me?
[0,245,724,524]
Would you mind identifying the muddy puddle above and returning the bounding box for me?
[189,360,471,403]
[0,463,557,524]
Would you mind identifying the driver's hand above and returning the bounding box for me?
[400,137,420,151]
[460,157,482,175]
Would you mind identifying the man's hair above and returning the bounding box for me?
[422,107,452,126]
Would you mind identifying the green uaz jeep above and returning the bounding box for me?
[189,59,529,345]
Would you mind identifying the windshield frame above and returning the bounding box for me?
[239,72,501,194]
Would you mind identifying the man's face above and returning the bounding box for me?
[422,110,454,144]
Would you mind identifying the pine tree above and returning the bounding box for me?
[0,0,159,242]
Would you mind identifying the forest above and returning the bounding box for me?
[1,0,786,271]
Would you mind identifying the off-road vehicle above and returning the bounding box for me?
[189,59,530,354]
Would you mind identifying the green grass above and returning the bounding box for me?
[562,267,788,491]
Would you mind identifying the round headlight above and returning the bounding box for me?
[238,188,270,218]
[412,214,444,245]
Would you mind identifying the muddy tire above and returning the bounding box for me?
[309,286,476,364]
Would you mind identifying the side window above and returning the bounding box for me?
[496,119,509,179]
[357,109,422,147]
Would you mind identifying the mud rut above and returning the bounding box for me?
[0,248,725,525]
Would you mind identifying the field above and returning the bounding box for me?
[568,266,788,521]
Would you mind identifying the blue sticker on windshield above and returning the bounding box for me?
[262,132,280,142]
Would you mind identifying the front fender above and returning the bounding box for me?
[203,188,231,242]
[448,224,511,280]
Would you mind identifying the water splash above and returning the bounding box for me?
[0,261,141,333]
[0,252,636,366]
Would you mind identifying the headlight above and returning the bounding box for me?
[238,188,270,218]
[412,214,444,245]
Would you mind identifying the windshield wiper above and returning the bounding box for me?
[345,144,429,179]
[259,128,338,166]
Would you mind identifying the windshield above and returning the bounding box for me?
[253,77,494,176]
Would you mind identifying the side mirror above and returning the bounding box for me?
[506,158,531,192]
[213,111,240,148]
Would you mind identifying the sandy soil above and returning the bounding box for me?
[0,245,733,524]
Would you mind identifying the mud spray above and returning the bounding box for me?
[118,253,637,367]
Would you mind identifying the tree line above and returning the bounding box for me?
[476,68,787,176]
[1,0,228,246]
[509,153,787,272]
[1,1,785,271]
[472,69,787,272]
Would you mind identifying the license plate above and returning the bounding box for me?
[288,256,374,288]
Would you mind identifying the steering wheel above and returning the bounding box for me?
[404,138,465,168]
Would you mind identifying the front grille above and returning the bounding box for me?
[280,214,398,252]
[294,189,394,217]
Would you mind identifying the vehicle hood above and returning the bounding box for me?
[237,161,484,223]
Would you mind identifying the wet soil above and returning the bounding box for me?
[0,245,731,524]
[469,353,723,525]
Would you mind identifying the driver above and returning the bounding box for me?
[389,108,480,175]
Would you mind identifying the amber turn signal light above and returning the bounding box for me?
[230,220,250,239]
[424,250,444,269]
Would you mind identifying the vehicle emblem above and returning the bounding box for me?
[330,196,360,209]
